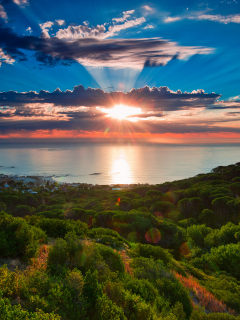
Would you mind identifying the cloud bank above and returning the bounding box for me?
[0,85,239,142]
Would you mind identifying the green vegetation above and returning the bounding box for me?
[1,161,240,319]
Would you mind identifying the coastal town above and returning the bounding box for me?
[0,173,150,194]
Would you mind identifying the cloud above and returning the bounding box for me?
[26,27,32,34]
[55,19,65,26]
[55,16,145,40]
[0,24,213,69]
[55,24,107,40]
[0,85,221,111]
[143,24,154,29]
[39,21,54,30]
[224,112,240,116]
[164,12,240,24]
[13,0,28,6]
[107,17,146,37]
[164,17,181,23]
[230,95,240,100]
[208,100,240,109]
[190,13,240,24]
[2,86,240,139]
[39,21,54,38]
[0,4,7,21]
[142,5,153,12]
[112,10,135,23]
[0,48,15,66]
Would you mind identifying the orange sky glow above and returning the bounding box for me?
[1,130,240,144]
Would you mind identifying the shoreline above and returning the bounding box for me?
[0,173,150,189]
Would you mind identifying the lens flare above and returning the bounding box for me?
[180,242,192,257]
[145,228,161,244]
[127,231,138,242]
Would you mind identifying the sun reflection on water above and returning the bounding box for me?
[111,158,133,184]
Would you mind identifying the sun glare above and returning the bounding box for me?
[106,104,142,120]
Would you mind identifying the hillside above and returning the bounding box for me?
[1,162,240,319]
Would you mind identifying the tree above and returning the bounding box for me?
[211,196,235,223]
[83,270,103,307]
[150,201,175,216]
[198,209,215,227]
[146,190,162,200]
[0,202,7,212]
[177,197,204,219]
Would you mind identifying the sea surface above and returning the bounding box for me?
[0,143,240,185]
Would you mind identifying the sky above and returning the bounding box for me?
[0,0,240,143]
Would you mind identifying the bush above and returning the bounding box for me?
[0,212,46,260]
[37,218,87,238]
[123,276,158,304]
[94,294,126,320]
[155,277,193,319]
[95,244,125,275]
[131,243,172,265]
[0,291,60,319]
[131,257,171,282]
[150,201,175,215]
[48,232,83,270]
[13,205,33,217]
[83,270,103,307]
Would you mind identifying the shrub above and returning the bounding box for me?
[155,277,193,319]
[48,232,83,270]
[83,270,103,307]
[0,291,61,319]
[13,205,33,217]
[0,212,46,260]
[37,218,87,238]
[130,243,172,265]
[150,201,175,215]
[95,244,125,275]
[94,294,126,320]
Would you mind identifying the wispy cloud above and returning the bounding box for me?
[164,12,240,24]
[164,17,181,23]
[189,13,240,24]
[13,0,28,6]
[112,10,135,23]
[0,25,214,69]
[107,17,146,37]
[55,11,145,40]
[0,48,15,66]
[142,5,153,12]
[143,24,154,29]
[0,4,7,22]
[26,27,32,33]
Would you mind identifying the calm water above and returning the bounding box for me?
[0,143,240,185]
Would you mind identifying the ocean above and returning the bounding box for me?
[0,143,240,185]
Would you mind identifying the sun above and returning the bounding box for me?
[106,104,142,120]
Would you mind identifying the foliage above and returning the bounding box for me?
[1,161,240,319]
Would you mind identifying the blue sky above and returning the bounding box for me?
[0,0,240,142]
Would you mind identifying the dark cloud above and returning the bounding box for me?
[1,117,240,135]
[0,24,213,69]
[0,85,221,111]
[208,101,240,109]
[224,111,240,116]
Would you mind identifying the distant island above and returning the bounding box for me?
[1,162,240,319]
[89,172,102,175]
